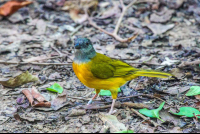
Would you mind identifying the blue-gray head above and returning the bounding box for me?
[74,38,96,63]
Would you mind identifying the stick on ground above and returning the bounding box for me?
[131,108,159,127]
[87,0,138,43]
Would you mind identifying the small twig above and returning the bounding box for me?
[193,113,198,121]
[130,108,159,127]
[0,60,164,66]
[23,56,61,63]
[87,0,138,42]
[178,60,200,67]
[142,55,155,63]
[99,125,109,133]
[113,0,136,35]
[70,25,83,36]
[51,45,73,62]
[0,117,11,125]
[0,60,72,66]
[81,101,121,110]
[141,94,166,104]
[51,45,64,57]
[125,60,162,66]
[117,94,167,104]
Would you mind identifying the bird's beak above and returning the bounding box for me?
[74,43,81,49]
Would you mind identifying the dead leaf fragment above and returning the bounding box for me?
[31,87,46,102]
[69,9,88,24]
[51,92,67,110]
[68,109,86,117]
[80,115,91,124]
[82,101,121,110]
[0,71,38,88]
[122,102,149,109]
[195,95,200,100]
[163,86,190,95]
[137,124,155,133]
[99,113,126,133]
[146,23,175,35]
[13,113,22,122]
[169,127,183,133]
[161,0,184,9]
[33,102,51,107]
[159,109,180,126]
[22,89,34,105]
[150,8,174,23]
[62,0,98,23]
[22,87,51,107]
[170,68,184,79]
[23,55,49,62]
[36,19,47,35]
[99,1,120,19]
[0,0,32,16]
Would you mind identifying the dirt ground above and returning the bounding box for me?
[0,0,200,133]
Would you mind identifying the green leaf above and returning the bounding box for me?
[46,83,63,94]
[186,86,200,96]
[94,88,121,96]
[139,102,165,121]
[115,130,134,133]
[170,107,200,118]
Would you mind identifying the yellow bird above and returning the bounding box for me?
[73,38,172,114]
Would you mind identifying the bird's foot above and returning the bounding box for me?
[87,99,93,105]
[108,109,117,115]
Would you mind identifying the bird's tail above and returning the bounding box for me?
[134,70,173,78]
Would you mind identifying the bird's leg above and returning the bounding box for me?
[87,94,98,105]
[109,99,116,114]
[87,89,100,105]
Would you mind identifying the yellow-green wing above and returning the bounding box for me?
[90,53,139,79]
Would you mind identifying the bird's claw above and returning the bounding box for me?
[108,110,117,115]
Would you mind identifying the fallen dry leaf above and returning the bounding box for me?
[51,92,67,110]
[68,109,86,117]
[82,101,121,110]
[195,95,200,100]
[0,71,38,88]
[13,113,22,122]
[137,124,155,133]
[169,127,183,133]
[99,113,126,133]
[150,8,174,23]
[161,0,185,9]
[160,57,180,66]
[170,68,184,79]
[62,0,98,23]
[22,89,34,105]
[0,0,32,16]
[69,9,88,23]
[20,112,45,122]
[31,87,47,102]
[36,19,47,35]
[146,23,175,35]
[159,109,180,126]
[122,102,149,109]
[33,102,51,107]
[23,55,49,62]
[22,87,51,107]
[99,1,120,19]
[162,86,190,95]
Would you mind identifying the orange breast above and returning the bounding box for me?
[72,62,127,90]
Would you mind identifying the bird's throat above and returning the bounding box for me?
[74,49,96,63]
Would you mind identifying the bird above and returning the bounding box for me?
[72,37,172,114]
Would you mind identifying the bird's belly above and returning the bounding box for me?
[72,62,127,89]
